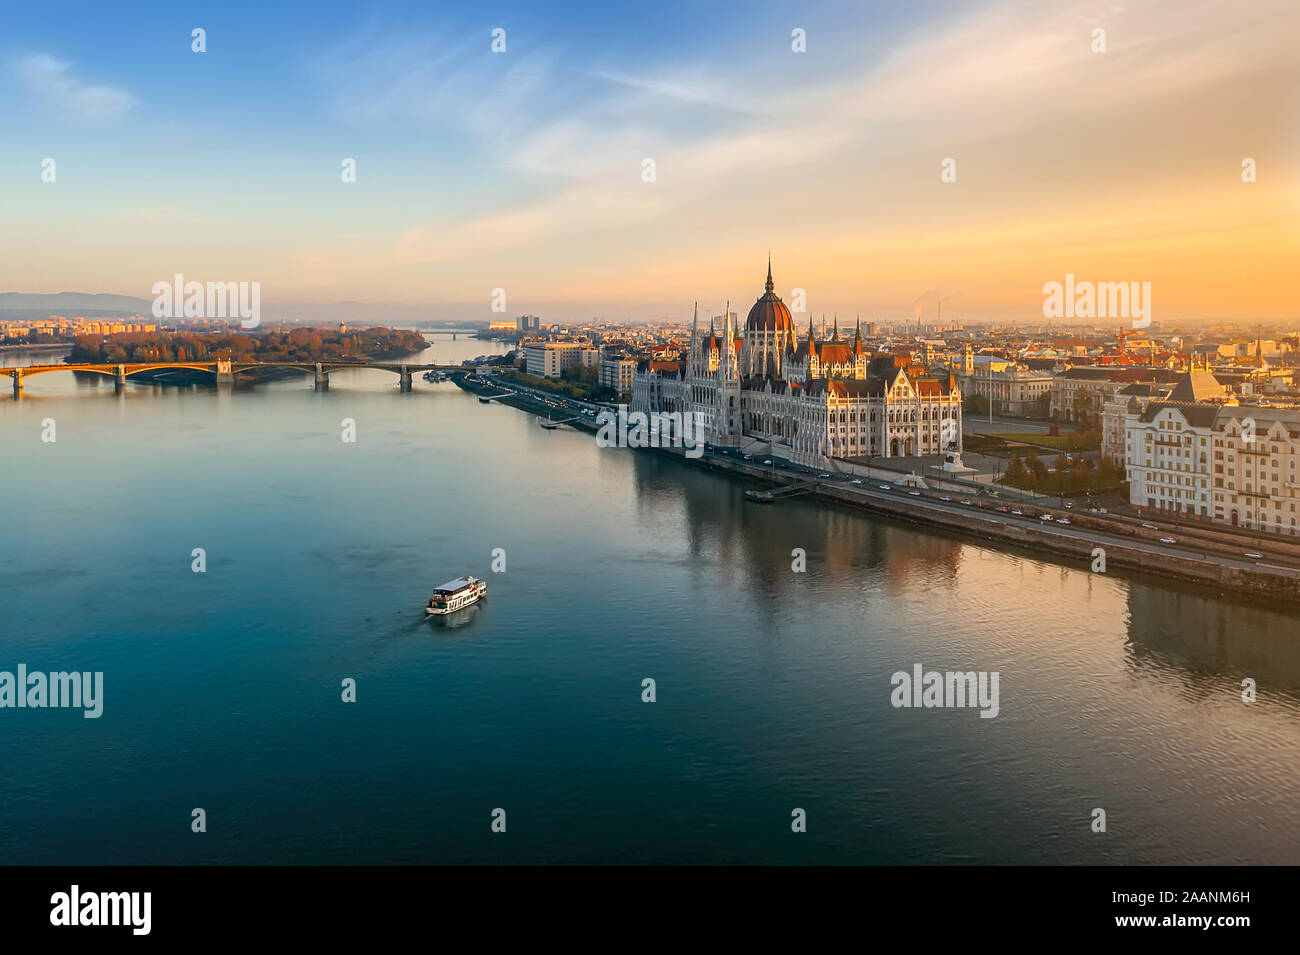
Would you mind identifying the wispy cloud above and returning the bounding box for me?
[15,54,137,121]
[586,68,762,115]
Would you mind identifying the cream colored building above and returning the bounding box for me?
[958,357,1053,416]
[525,342,599,378]
[1125,402,1218,518]
[1211,407,1300,534]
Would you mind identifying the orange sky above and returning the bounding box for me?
[4,0,1298,323]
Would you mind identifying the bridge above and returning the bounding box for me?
[2,360,465,397]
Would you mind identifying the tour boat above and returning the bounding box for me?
[426,576,487,614]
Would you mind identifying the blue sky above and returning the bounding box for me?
[2,0,1297,322]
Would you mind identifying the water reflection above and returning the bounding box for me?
[1126,586,1300,702]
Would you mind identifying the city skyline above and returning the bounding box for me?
[2,0,1298,323]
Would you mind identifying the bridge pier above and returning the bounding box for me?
[11,371,21,398]
[215,359,234,388]
[114,365,127,394]
[314,363,329,391]
[399,365,413,393]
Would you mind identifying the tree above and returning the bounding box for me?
[1006,454,1027,479]
[1026,453,1048,483]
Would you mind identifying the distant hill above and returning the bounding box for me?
[0,292,154,315]
[0,292,489,327]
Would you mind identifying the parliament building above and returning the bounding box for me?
[630,259,963,465]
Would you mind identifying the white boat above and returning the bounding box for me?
[426,576,487,615]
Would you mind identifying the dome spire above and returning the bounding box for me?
[765,252,774,295]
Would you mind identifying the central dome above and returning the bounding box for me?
[746,258,793,333]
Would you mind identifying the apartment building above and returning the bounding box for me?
[599,357,636,396]
[1211,407,1300,535]
[524,341,599,378]
[1125,402,1218,518]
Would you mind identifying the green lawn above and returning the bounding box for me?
[987,432,1100,452]
[998,470,1125,496]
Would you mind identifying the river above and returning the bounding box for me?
[2,333,1298,864]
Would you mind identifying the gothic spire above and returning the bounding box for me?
[722,301,737,380]
[833,314,839,340]
[689,302,700,369]
[765,253,774,295]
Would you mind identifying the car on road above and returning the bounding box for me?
[1040,513,1053,521]
[908,490,921,496]
[817,472,831,479]
[762,459,772,465]
[1011,509,1023,516]
[939,495,952,502]
[742,453,752,460]
[1063,502,1073,509]
[1056,518,1071,525]
[1159,537,1177,544]
[960,499,973,506]
[850,478,863,485]
[878,484,891,491]
[997,506,1009,513]
[1141,522,1158,530]
[1244,551,1263,559]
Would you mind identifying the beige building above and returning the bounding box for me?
[1211,407,1300,534]
[599,357,636,396]
[525,342,598,378]
[1125,402,1218,518]
[958,357,1053,417]
[1051,368,1182,425]
[1102,383,1170,465]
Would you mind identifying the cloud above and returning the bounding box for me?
[392,0,1300,280]
[15,54,137,121]
[586,68,762,115]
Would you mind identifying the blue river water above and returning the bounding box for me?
[2,334,1299,864]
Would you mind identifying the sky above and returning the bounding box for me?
[1,0,1298,324]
